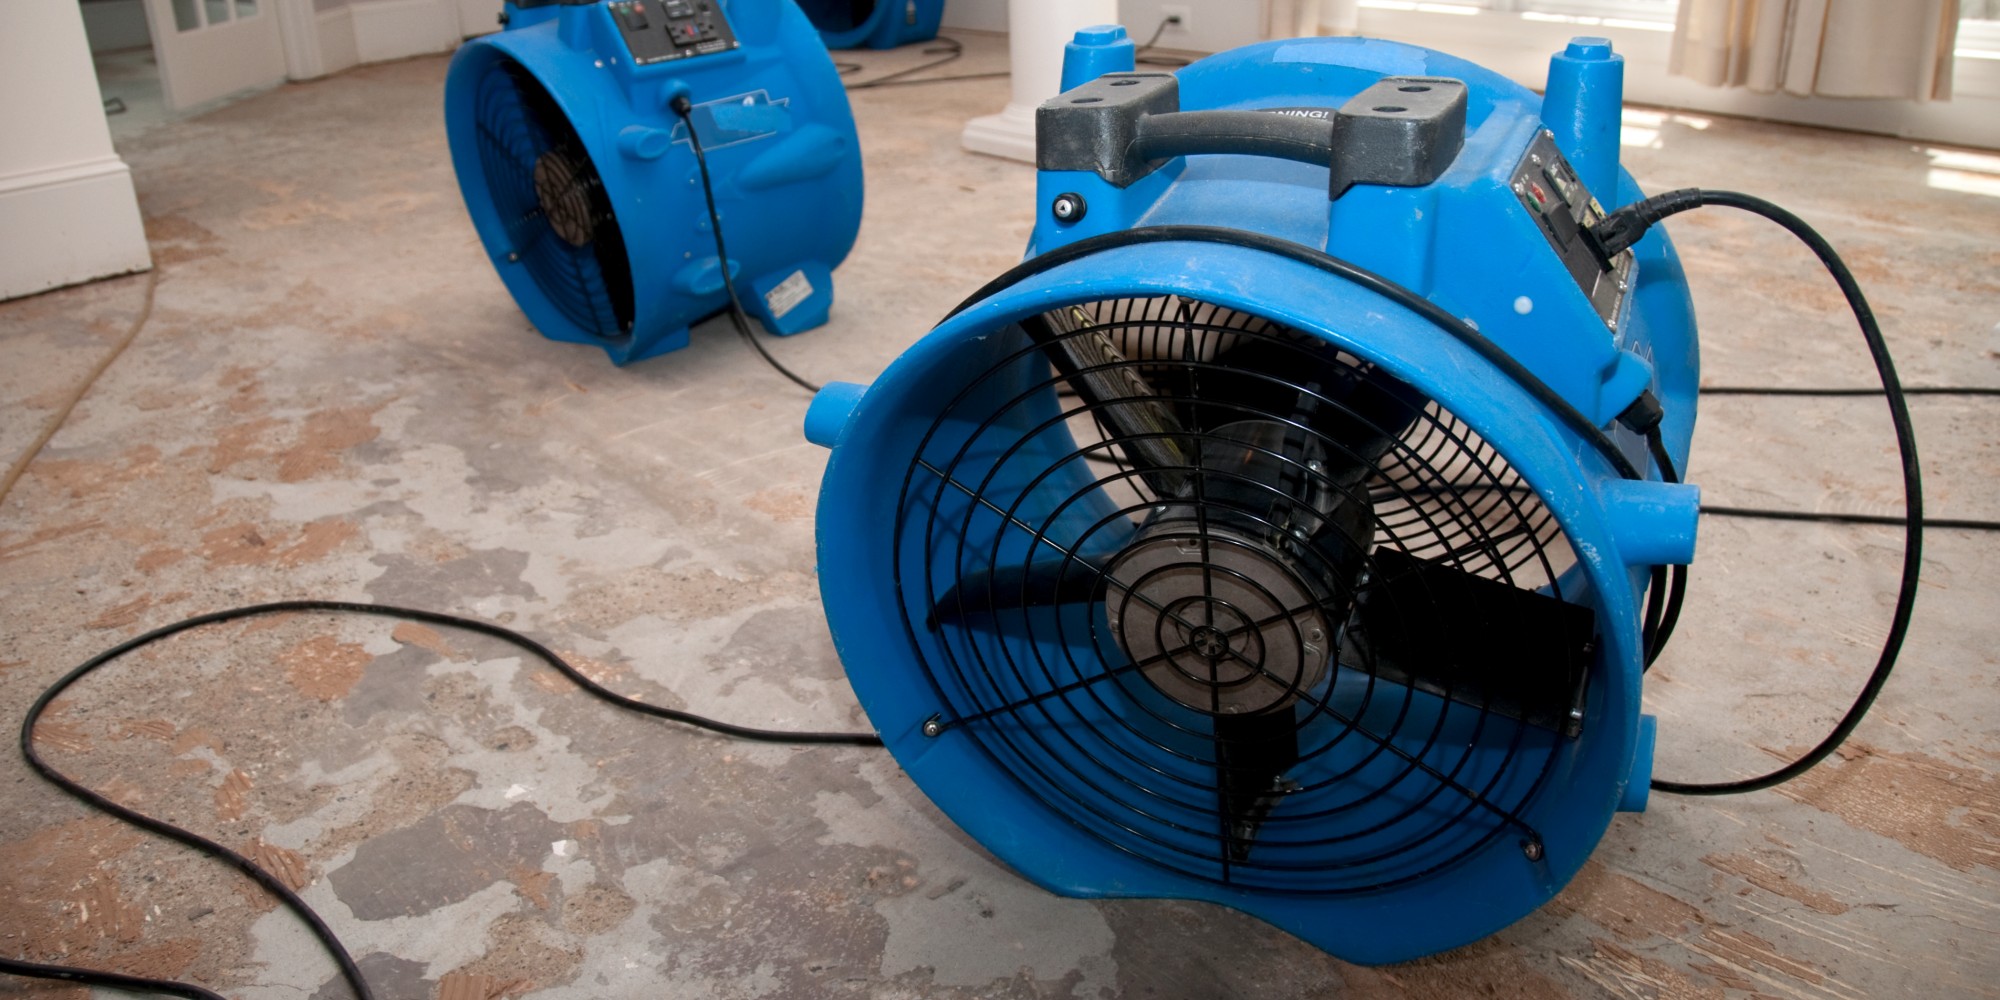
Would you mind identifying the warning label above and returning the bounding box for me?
[1257,106,1337,120]
[764,270,814,319]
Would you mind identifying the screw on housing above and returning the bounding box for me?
[1052,193,1088,224]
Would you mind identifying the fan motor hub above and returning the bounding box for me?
[1108,523,1332,716]
[532,149,599,248]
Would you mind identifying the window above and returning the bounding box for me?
[1489,0,1676,20]
[1964,3,2000,61]
[1356,0,1679,30]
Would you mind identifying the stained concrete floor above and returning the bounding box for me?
[4,29,1999,1000]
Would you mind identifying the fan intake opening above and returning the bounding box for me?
[470,59,635,338]
[895,295,1599,891]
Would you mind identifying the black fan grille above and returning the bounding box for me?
[892,295,1593,895]
[471,59,635,338]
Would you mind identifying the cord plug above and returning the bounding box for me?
[1580,206,1650,262]
[1583,187,1704,265]
[1616,389,1664,435]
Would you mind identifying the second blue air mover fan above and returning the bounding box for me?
[796,0,944,50]
[445,0,864,365]
[803,31,1705,963]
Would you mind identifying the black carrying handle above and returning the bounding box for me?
[1037,73,1468,199]
[1130,111,1337,171]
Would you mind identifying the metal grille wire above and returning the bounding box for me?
[471,60,635,338]
[891,295,1588,895]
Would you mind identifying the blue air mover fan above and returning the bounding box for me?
[445,0,864,365]
[796,0,943,50]
[803,32,1702,963]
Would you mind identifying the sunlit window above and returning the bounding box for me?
[1360,0,1680,24]
[1963,1,2000,61]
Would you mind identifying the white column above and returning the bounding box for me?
[961,0,1119,163]
[1321,0,1361,35]
[0,0,152,301]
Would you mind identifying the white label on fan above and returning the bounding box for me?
[764,270,813,319]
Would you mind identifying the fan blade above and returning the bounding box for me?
[1346,547,1595,735]
[926,554,1111,630]
[1215,710,1301,861]
[1021,309,1193,500]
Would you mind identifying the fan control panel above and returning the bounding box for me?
[1511,131,1632,329]
[609,0,739,65]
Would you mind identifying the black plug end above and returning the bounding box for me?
[1582,207,1650,264]
[1584,187,1705,266]
[1617,389,1665,435]
[669,94,693,117]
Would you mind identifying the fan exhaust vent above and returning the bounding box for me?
[895,296,1596,893]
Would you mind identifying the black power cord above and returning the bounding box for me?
[6,600,880,997]
[668,95,823,394]
[841,35,1000,90]
[3,183,1980,994]
[1706,383,1999,531]
[1701,385,1999,397]
[1699,505,1996,531]
[1590,189,1927,796]
[0,956,226,1000]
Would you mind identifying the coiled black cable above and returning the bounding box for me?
[2,184,1969,994]
[7,601,880,997]
[1590,189,1926,796]
[843,35,990,90]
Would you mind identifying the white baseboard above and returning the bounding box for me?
[0,156,152,301]
[347,0,460,64]
[961,102,1038,162]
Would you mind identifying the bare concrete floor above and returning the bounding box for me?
[3,31,1998,1000]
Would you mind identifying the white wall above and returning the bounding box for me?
[1121,0,1267,53]
[944,0,1291,54]
[291,0,462,79]
[344,0,461,63]
[0,0,152,300]
[942,0,1007,33]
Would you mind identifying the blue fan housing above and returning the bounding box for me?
[445,0,864,365]
[805,33,1702,964]
[797,0,944,50]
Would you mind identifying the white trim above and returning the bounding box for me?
[0,155,152,301]
[277,0,326,78]
[0,154,138,192]
[346,0,460,64]
[964,0,1118,163]
[962,104,1039,161]
[316,5,359,76]
[1355,6,2000,150]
